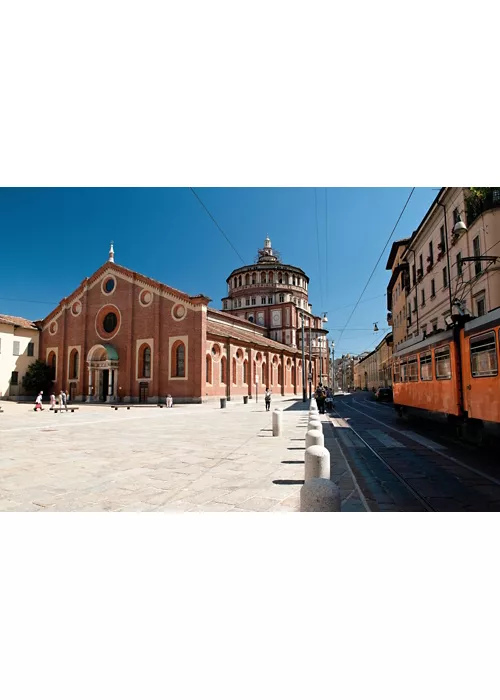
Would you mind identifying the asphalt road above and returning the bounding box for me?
[328,392,500,511]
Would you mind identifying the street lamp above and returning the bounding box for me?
[331,341,335,391]
[300,311,307,402]
[320,312,328,385]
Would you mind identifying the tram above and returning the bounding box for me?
[392,307,500,444]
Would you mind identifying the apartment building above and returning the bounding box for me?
[402,187,500,342]
[386,238,411,350]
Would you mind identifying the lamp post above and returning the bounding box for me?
[331,341,335,390]
[320,312,328,385]
[308,322,313,400]
[300,312,306,402]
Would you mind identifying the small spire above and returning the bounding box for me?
[264,235,271,249]
[108,241,115,263]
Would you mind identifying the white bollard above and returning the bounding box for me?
[308,419,322,433]
[305,428,324,449]
[300,478,341,512]
[272,408,282,437]
[304,445,330,481]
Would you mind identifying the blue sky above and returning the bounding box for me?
[0,187,438,355]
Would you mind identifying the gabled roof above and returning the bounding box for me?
[386,238,411,270]
[42,261,212,325]
[0,314,39,330]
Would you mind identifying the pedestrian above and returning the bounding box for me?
[62,389,68,412]
[264,387,271,411]
[166,394,173,408]
[315,384,326,414]
[49,392,56,410]
[34,391,44,411]
[325,388,333,412]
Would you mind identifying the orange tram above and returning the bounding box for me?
[392,307,500,444]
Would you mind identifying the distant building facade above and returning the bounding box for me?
[29,239,326,403]
[353,333,393,390]
[0,315,39,399]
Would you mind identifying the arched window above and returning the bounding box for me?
[238,275,242,286]
[278,274,283,284]
[279,294,285,303]
[48,351,56,380]
[291,365,296,386]
[69,349,79,379]
[221,356,227,384]
[252,272,257,284]
[262,361,267,387]
[171,341,186,377]
[245,273,250,285]
[232,357,237,384]
[233,277,237,288]
[261,272,266,283]
[269,272,274,283]
[143,346,151,378]
[243,359,248,384]
[206,354,212,383]
[278,363,283,385]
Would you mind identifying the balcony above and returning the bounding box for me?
[466,188,500,227]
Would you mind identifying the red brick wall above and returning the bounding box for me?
[40,265,204,403]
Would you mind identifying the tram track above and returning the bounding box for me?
[345,398,500,489]
[328,395,500,512]
[330,407,437,512]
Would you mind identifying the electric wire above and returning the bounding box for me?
[189,187,246,266]
[336,188,416,346]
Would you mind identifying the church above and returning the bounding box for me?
[38,238,329,403]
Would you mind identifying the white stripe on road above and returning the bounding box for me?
[399,430,448,451]
[366,429,405,448]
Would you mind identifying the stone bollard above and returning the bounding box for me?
[300,478,341,511]
[308,419,322,432]
[305,428,324,449]
[272,407,282,437]
[304,445,330,481]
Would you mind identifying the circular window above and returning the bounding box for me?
[236,348,244,361]
[248,315,255,323]
[172,303,187,321]
[71,301,82,317]
[211,344,220,358]
[101,275,117,295]
[103,312,118,333]
[49,320,58,335]
[139,289,153,307]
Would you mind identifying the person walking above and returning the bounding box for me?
[166,394,173,408]
[34,391,44,411]
[315,384,326,414]
[49,392,56,410]
[62,389,68,412]
[264,387,271,412]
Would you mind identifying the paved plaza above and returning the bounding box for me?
[0,398,362,512]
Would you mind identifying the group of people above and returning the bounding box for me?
[34,390,70,412]
[314,384,334,414]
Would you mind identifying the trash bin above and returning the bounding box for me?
[220,397,227,409]
[243,396,248,404]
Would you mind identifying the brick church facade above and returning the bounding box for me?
[38,239,328,403]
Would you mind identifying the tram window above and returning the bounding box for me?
[400,360,408,383]
[470,332,498,378]
[420,353,433,381]
[435,346,452,380]
[393,359,400,383]
[408,356,418,382]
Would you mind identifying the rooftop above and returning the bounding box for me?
[0,314,39,331]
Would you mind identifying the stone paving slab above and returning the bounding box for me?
[0,398,316,512]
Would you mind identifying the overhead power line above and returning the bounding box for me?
[189,187,246,266]
[314,187,324,309]
[336,187,416,346]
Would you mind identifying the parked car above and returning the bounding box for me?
[375,387,393,402]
